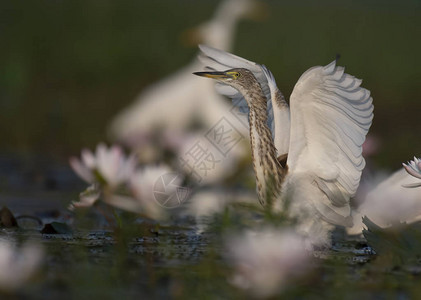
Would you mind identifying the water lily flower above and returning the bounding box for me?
[0,239,44,292]
[129,165,184,219]
[226,228,312,298]
[69,143,137,188]
[402,156,421,188]
[76,165,184,219]
[68,183,101,210]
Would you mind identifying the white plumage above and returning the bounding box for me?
[285,60,373,227]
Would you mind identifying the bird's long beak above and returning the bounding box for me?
[193,71,231,79]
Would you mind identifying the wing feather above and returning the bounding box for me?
[286,60,373,226]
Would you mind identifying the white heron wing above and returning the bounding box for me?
[286,61,373,225]
[198,45,290,155]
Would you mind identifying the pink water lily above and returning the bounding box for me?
[75,165,178,217]
[68,183,101,210]
[69,143,137,188]
[402,156,421,188]
[129,165,178,219]
[226,228,312,298]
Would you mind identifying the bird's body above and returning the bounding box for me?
[195,45,373,245]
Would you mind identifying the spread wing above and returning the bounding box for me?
[287,61,373,225]
[198,45,290,155]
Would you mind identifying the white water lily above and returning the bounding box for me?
[68,183,101,210]
[69,143,137,188]
[0,239,44,292]
[226,228,312,298]
[402,156,421,188]
[83,164,184,219]
[129,165,185,219]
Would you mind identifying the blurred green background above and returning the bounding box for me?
[1,0,420,170]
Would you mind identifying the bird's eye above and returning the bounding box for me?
[229,72,241,79]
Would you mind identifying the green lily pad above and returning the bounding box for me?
[41,222,72,234]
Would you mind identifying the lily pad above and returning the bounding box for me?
[0,206,18,228]
[41,222,72,234]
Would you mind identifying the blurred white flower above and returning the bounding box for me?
[226,228,312,298]
[129,165,184,219]
[69,143,137,188]
[93,164,187,219]
[402,156,421,188]
[0,239,44,292]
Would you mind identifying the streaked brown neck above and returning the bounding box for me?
[244,81,286,205]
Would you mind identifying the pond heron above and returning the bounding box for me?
[195,45,374,244]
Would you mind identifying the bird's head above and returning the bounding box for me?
[194,68,258,97]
